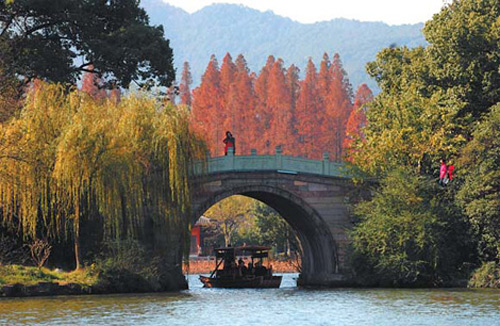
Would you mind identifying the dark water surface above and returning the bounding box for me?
[1,274,499,325]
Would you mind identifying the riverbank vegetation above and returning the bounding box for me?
[348,0,500,287]
[0,82,206,291]
[0,265,97,287]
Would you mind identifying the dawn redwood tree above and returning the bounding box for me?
[220,53,238,132]
[296,59,321,158]
[81,66,107,100]
[0,0,175,89]
[318,53,332,101]
[325,53,353,161]
[179,61,193,107]
[286,64,301,148]
[343,84,373,154]
[267,59,292,154]
[191,55,222,155]
[254,56,275,153]
[230,54,256,154]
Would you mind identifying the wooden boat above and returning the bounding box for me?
[199,245,282,288]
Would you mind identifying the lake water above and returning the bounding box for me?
[1,274,499,325]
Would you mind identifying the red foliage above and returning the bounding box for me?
[81,65,107,100]
[190,53,371,160]
[191,55,223,155]
[343,84,373,154]
[179,61,193,107]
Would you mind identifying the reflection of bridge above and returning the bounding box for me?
[190,147,360,286]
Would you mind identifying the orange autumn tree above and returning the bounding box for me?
[81,66,107,100]
[286,64,301,150]
[324,53,353,161]
[267,59,293,154]
[253,55,276,153]
[228,54,256,154]
[343,84,373,155]
[189,52,369,159]
[179,61,193,107]
[191,55,223,155]
[296,58,322,158]
[220,53,238,132]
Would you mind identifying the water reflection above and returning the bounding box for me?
[1,274,499,326]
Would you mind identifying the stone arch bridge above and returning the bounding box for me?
[190,147,362,286]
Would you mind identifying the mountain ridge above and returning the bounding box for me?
[141,0,427,91]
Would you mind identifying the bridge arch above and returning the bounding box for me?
[190,168,358,285]
[191,184,339,281]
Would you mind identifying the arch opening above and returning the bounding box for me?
[189,185,339,286]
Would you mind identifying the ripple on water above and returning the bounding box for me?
[1,274,500,326]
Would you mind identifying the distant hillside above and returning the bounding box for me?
[141,0,427,91]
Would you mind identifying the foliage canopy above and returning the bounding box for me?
[0,83,206,269]
[0,0,175,89]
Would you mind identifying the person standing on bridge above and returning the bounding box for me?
[223,131,236,155]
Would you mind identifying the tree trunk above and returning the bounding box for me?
[74,213,82,270]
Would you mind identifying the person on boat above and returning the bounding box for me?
[223,131,235,155]
[254,260,267,276]
[238,258,247,276]
[248,261,254,274]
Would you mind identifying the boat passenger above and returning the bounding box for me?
[238,258,248,276]
[255,260,267,276]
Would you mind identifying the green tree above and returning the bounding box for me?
[423,0,500,121]
[204,196,253,247]
[457,103,500,262]
[348,0,500,286]
[351,170,473,286]
[252,203,297,256]
[0,0,174,89]
[353,46,464,176]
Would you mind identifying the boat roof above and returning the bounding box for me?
[214,245,271,252]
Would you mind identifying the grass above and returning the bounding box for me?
[0,264,98,287]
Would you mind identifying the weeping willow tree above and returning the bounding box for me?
[0,82,206,269]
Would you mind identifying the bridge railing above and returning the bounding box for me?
[191,146,353,178]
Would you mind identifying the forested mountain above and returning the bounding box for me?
[141,0,427,90]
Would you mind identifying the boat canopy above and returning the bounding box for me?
[214,245,271,258]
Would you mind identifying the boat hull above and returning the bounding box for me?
[199,275,282,288]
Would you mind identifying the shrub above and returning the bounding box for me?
[468,262,500,288]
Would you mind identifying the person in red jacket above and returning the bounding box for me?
[439,159,447,186]
[223,131,235,156]
[448,162,455,181]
